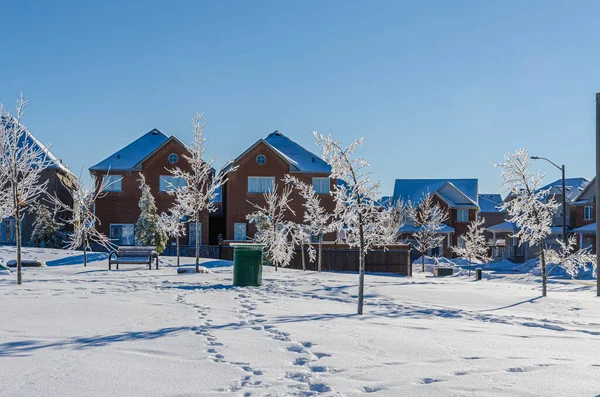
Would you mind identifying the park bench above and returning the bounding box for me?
[433,267,454,277]
[109,246,159,270]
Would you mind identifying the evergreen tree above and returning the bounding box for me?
[134,173,168,253]
[29,203,65,248]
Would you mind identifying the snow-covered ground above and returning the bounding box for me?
[1,247,599,396]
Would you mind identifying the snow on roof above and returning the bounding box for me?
[539,177,589,202]
[487,221,519,233]
[573,177,595,203]
[573,223,597,234]
[400,223,455,234]
[392,179,478,207]
[264,131,331,173]
[89,129,170,172]
[478,193,503,213]
[1,116,75,177]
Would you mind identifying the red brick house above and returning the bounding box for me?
[393,179,479,258]
[573,177,596,252]
[89,129,210,247]
[222,130,335,241]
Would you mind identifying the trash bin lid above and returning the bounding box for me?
[230,243,266,251]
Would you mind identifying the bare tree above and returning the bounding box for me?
[284,174,331,272]
[290,223,315,271]
[452,217,489,276]
[0,95,51,284]
[247,184,297,271]
[50,171,119,266]
[168,113,237,273]
[409,192,449,272]
[544,236,596,279]
[314,132,385,315]
[495,147,559,297]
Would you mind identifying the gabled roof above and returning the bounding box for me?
[539,177,589,202]
[1,116,75,177]
[89,129,188,172]
[225,130,331,174]
[573,177,595,204]
[392,178,478,208]
[478,193,503,213]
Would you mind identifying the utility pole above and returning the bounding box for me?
[596,93,600,297]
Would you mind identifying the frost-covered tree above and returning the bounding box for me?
[544,236,596,279]
[284,174,331,272]
[0,95,51,284]
[29,202,65,248]
[377,198,408,246]
[134,173,168,253]
[409,192,449,272]
[452,217,489,276]
[495,147,559,297]
[247,184,296,271]
[50,171,117,266]
[159,210,185,267]
[314,132,386,315]
[291,223,316,271]
[168,113,236,273]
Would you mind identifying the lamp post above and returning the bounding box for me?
[596,93,600,297]
[530,156,567,247]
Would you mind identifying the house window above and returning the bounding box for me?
[584,206,593,221]
[458,236,466,249]
[256,154,266,164]
[189,223,202,246]
[159,176,187,192]
[168,153,179,164]
[102,175,122,192]
[457,209,469,222]
[211,185,222,203]
[312,177,330,194]
[234,223,247,241]
[248,177,275,193]
[110,224,134,246]
[0,218,16,244]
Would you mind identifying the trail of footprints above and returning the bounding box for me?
[235,292,337,396]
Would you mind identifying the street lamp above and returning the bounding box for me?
[530,156,567,247]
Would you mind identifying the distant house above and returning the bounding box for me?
[222,130,335,241]
[89,129,211,247]
[392,179,479,258]
[572,177,596,252]
[0,120,76,245]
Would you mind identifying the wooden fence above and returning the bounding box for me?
[221,242,411,276]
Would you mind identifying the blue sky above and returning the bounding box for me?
[1,1,598,195]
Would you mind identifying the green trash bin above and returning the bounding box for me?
[231,243,265,287]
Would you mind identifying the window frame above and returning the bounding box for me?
[102,175,122,192]
[110,223,135,246]
[159,175,187,192]
[234,222,247,241]
[247,177,275,194]
[584,206,594,221]
[312,177,330,194]
[457,209,469,222]
[168,153,179,164]
[256,154,267,165]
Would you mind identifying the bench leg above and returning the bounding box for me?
[109,262,111,271]
[155,257,159,270]
[116,264,119,270]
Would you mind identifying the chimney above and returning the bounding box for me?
[273,130,281,136]
[152,129,159,135]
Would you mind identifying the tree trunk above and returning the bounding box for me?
[468,256,471,277]
[318,235,323,273]
[15,203,22,285]
[195,213,200,273]
[540,238,547,297]
[83,235,88,267]
[176,235,180,267]
[421,252,425,273]
[300,241,306,271]
[357,222,365,315]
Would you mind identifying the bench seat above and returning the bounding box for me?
[109,246,159,270]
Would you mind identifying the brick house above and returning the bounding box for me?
[222,130,335,241]
[0,120,76,245]
[573,177,596,252]
[392,179,479,258]
[89,129,210,248]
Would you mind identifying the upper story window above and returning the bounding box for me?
[168,153,179,164]
[312,177,330,194]
[159,175,187,192]
[457,209,469,222]
[248,177,274,193]
[211,185,223,203]
[256,154,266,165]
[584,206,594,221]
[102,175,122,192]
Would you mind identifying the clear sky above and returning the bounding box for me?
[1,1,598,195]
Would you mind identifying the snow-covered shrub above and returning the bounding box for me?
[29,203,66,248]
[134,173,168,254]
